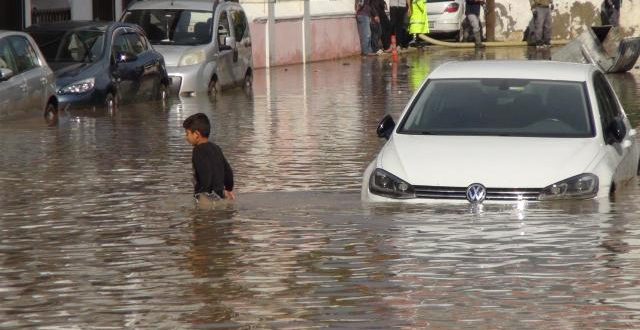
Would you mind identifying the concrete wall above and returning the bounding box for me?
[494,0,640,41]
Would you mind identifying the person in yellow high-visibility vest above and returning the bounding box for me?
[408,0,429,47]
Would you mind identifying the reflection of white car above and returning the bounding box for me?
[362,61,640,204]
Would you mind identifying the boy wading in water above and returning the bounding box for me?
[183,113,236,205]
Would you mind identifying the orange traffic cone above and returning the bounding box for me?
[391,34,398,62]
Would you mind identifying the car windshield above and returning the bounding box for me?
[399,79,594,138]
[30,30,105,63]
[122,9,213,45]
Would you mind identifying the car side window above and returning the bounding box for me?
[593,72,622,141]
[217,11,231,50]
[0,38,19,74]
[7,36,39,73]
[124,33,147,55]
[112,33,130,58]
[230,9,248,40]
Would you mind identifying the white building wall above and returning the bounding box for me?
[70,0,92,20]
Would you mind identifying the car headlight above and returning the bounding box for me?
[58,78,95,94]
[369,168,415,199]
[179,49,206,66]
[538,173,599,200]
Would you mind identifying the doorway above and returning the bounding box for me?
[93,0,115,21]
[0,0,23,30]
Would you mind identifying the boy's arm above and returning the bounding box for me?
[223,156,235,200]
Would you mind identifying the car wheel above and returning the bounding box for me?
[105,92,118,114]
[157,83,169,107]
[44,102,58,126]
[208,78,220,101]
[243,71,253,95]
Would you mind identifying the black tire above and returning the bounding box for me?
[44,102,58,126]
[243,71,253,95]
[105,92,118,114]
[157,83,169,108]
[208,78,220,101]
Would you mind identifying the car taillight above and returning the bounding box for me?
[445,3,459,13]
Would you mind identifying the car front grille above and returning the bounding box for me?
[413,185,542,201]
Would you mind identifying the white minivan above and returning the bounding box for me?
[122,0,253,98]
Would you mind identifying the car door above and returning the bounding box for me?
[124,31,159,100]
[215,8,235,88]
[111,28,144,103]
[593,71,638,181]
[0,37,26,119]
[229,8,250,84]
[7,35,46,116]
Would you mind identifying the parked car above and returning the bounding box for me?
[0,30,58,125]
[25,21,170,112]
[362,60,640,204]
[426,0,466,41]
[121,0,253,98]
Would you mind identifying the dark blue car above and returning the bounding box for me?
[25,21,169,112]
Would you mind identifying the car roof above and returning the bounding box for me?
[24,20,137,32]
[126,0,228,11]
[0,30,33,38]
[428,60,595,82]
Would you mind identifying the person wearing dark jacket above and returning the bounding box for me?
[604,0,621,26]
[183,113,235,202]
[465,0,485,48]
[370,0,391,53]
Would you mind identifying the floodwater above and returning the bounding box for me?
[2,47,640,328]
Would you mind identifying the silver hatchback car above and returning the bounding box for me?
[122,0,253,98]
[0,31,58,125]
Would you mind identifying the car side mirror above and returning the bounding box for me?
[376,114,396,140]
[116,51,138,63]
[0,68,14,81]
[607,116,627,144]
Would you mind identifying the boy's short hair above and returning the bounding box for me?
[183,113,211,137]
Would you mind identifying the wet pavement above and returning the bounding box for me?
[2,47,640,328]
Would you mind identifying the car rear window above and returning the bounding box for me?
[398,78,594,138]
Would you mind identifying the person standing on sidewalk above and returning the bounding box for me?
[465,0,485,48]
[356,0,378,56]
[371,0,392,53]
[388,0,411,49]
[604,0,621,26]
[408,0,429,47]
[530,0,553,48]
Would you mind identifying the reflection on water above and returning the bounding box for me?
[1,48,640,328]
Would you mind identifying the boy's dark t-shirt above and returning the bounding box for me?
[192,142,234,197]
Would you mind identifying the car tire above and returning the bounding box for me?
[243,71,253,95]
[44,102,58,126]
[105,92,118,114]
[157,83,168,107]
[208,78,220,101]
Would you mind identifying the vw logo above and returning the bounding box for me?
[466,183,487,203]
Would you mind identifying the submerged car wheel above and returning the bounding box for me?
[243,72,253,95]
[208,78,220,101]
[105,92,118,114]
[44,102,58,126]
[157,83,169,107]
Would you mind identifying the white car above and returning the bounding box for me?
[362,60,640,204]
[426,0,468,42]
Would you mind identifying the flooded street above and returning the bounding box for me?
[2,47,640,328]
